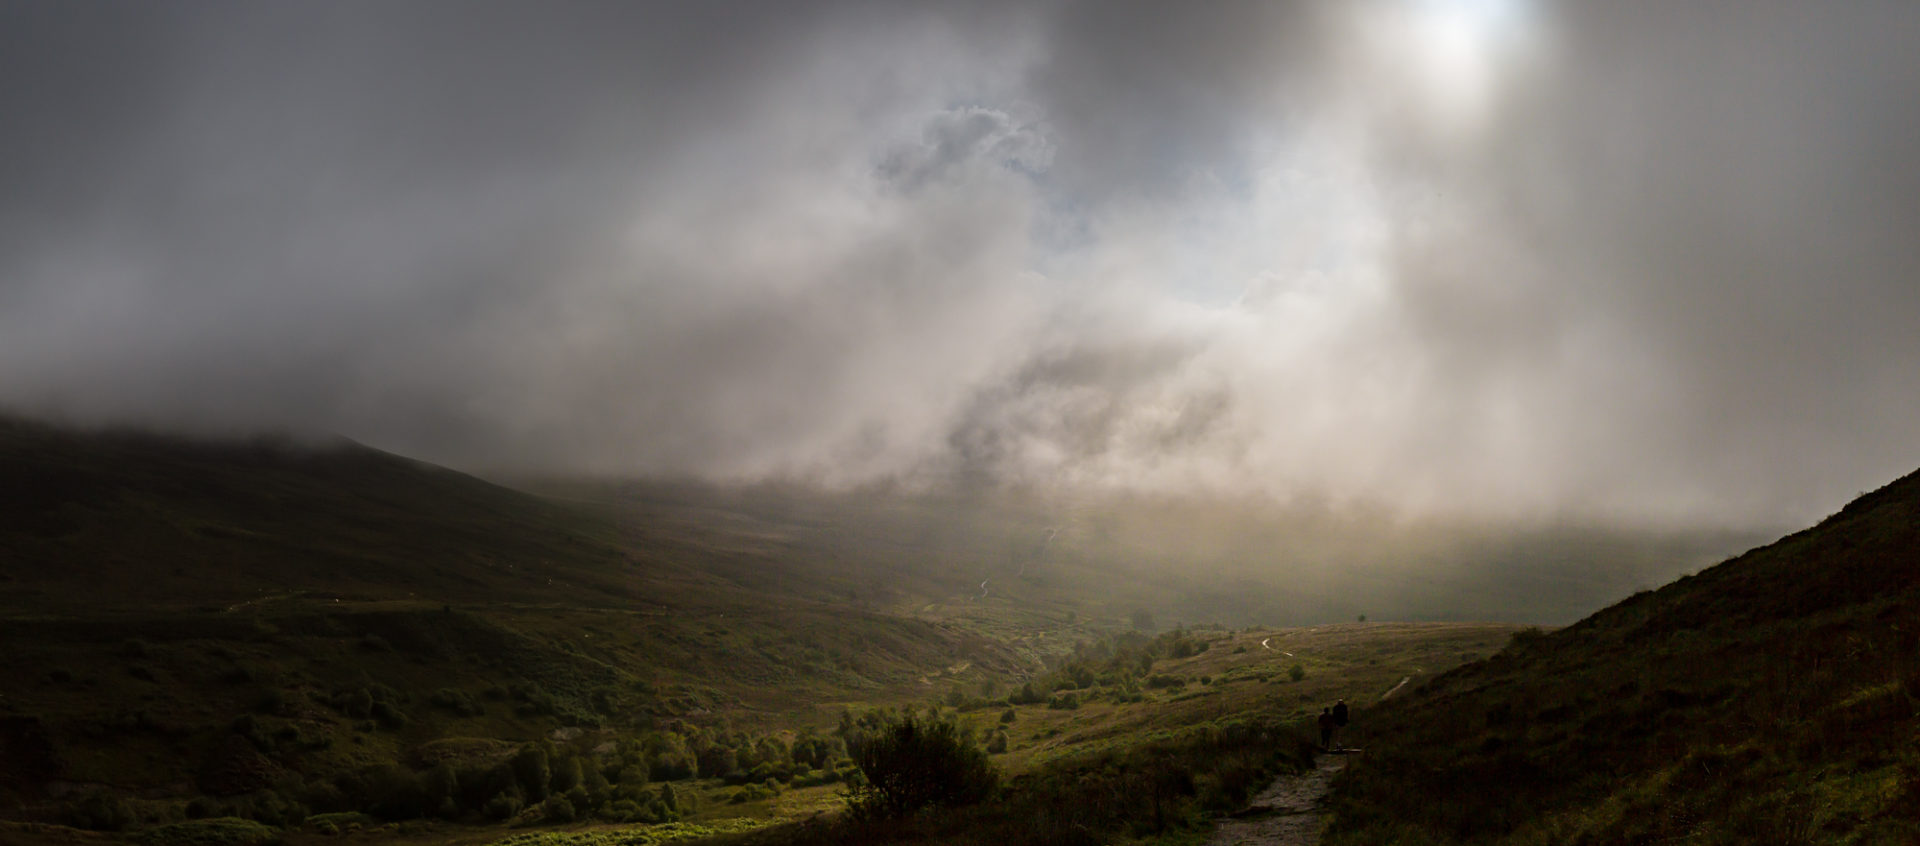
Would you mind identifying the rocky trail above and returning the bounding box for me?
[1207,752,1349,846]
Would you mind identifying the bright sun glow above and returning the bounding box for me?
[1375,0,1536,133]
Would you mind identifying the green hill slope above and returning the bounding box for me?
[0,419,1027,815]
[1327,468,1920,844]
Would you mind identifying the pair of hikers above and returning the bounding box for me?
[1316,699,1349,751]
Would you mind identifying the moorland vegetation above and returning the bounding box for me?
[29,417,1902,844]
[1325,468,1920,844]
[0,417,1522,845]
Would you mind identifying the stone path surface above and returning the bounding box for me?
[1207,753,1348,846]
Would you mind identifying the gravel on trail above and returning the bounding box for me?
[1207,752,1348,846]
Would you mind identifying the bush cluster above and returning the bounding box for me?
[846,713,998,819]
[994,628,1222,710]
[57,715,860,836]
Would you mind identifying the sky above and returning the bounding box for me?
[4,0,1919,529]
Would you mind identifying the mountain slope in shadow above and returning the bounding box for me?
[0,416,659,611]
[1327,467,1920,844]
[0,418,1025,811]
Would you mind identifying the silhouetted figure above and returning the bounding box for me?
[1332,699,1349,750]
[1317,707,1335,750]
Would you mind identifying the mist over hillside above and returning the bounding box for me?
[4,0,1920,841]
[6,1,1920,531]
[0,412,1760,630]
[528,475,1771,627]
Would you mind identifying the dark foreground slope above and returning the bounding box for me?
[1327,468,1920,844]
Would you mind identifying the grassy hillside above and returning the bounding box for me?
[0,420,1032,825]
[678,622,1524,846]
[0,418,1535,846]
[1325,468,1920,844]
[32,415,1860,845]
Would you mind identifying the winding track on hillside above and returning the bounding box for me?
[1380,676,1411,699]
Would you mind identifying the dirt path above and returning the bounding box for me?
[1208,753,1348,846]
[1380,676,1411,700]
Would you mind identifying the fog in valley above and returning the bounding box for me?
[7,1,1919,621]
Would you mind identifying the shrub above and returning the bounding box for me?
[65,788,135,831]
[369,700,408,729]
[429,688,482,716]
[485,790,523,821]
[1009,683,1044,705]
[742,761,783,786]
[697,744,738,780]
[998,708,1016,724]
[231,714,274,753]
[362,764,429,820]
[304,811,373,835]
[847,715,997,819]
[650,748,695,782]
[549,755,582,794]
[338,688,374,719]
[1508,626,1547,650]
[1288,663,1306,682]
[541,794,576,823]
[230,787,306,827]
[136,817,279,846]
[511,745,551,801]
[420,763,458,819]
[659,781,694,814]
[986,731,1009,754]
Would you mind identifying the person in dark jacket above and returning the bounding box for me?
[1317,707,1335,750]
[1331,699,1349,749]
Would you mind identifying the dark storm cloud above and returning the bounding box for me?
[3,0,1918,526]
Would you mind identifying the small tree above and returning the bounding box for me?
[551,754,583,794]
[846,715,997,818]
[512,745,551,801]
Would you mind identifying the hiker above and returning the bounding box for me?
[1317,707,1335,750]
[1332,699,1349,750]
